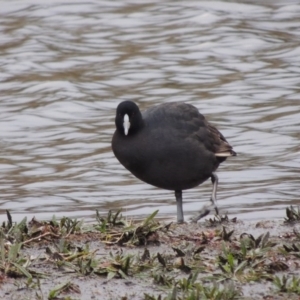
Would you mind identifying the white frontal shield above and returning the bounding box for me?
[123,114,130,135]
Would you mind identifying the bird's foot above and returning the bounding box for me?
[190,204,212,223]
[190,202,220,223]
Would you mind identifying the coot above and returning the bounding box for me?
[112,101,236,223]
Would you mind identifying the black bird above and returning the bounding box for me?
[112,101,236,223]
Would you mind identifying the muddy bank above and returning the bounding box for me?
[1,208,300,300]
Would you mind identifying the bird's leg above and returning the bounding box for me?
[190,172,219,223]
[175,190,184,223]
[210,172,219,216]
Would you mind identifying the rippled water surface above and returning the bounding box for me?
[0,0,299,223]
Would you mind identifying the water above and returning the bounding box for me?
[0,0,299,223]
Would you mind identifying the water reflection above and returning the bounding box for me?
[0,0,299,223]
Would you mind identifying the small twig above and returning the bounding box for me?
[65,230,73,239]
[22,232,60,245]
